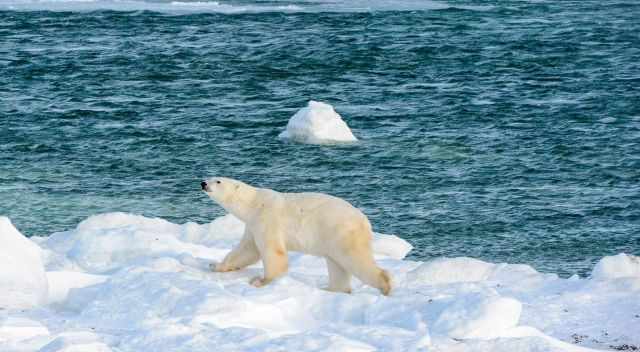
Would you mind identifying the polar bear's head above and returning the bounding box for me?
[200,177,251,208]
[201,177,240,202]
[201,177,256,220]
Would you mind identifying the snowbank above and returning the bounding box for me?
[372,233,413,260]
[278,101,358,144]
[0,217,48,309]
[432,292,522,339]
[0,213,638,351]
[0,317,49,343]
[406,256,547,286]
[591,253,640,280]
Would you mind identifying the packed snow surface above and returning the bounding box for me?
[279,101,358,144]
[1,213,639,351]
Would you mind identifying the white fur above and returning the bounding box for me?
[202,177,391,295]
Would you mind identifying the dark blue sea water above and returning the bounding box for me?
[1,0,639,276]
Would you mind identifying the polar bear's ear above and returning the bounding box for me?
[235,185,240,190]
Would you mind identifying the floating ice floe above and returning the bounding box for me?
[279,101,358,144]
[0,213,638,352]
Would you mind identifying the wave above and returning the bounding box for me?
[0,0,303,13]
[0,0,491,14]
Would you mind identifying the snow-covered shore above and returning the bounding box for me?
[1,214,638,351]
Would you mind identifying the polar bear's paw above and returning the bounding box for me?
[209,262,221,272]
[379,269,392,296]
[210,262,233,272]
[322,287,352,294]
[250,276,266,287]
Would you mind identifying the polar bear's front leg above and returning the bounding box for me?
[211,230,260,272]
[250,228,288,287]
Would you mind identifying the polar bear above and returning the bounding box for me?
[201,177,391,295]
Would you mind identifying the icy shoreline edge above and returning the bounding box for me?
[1,213,638,351]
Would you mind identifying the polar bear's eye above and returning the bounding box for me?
[216,180,221,184]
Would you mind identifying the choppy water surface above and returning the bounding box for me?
[1,0,639,276]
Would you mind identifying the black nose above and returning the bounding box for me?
[201,181,207,190]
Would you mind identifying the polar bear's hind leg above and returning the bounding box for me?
[325,257,352,293]
[335,249,392,296]
[330,222,392,295]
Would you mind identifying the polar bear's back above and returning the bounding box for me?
[283,192,363,218]
[276,191,373,254]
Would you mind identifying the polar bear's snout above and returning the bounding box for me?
[201,181,209,191]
